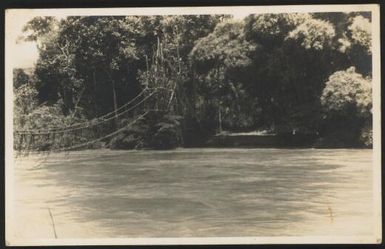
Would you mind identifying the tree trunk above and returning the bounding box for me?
[92,69,98,117]
[218,103,222,133]
[111,80,118,119]
[106,71,119,126]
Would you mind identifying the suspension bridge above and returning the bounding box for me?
[13,87,174,155]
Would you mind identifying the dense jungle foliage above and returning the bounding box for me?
[14,12,373,149]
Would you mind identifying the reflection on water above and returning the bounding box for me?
[11,148,373,239]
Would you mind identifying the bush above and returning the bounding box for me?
[14,95,88,151]
[109,116,149,150]
[321,67,371,115]
[109,113,183,150]
[360,123,372,147]
[13,68,30,89]
[14,84,38,129]
[319,67,372,147]
[150,114,183,149]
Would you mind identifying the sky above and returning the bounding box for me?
[7,11,40,69]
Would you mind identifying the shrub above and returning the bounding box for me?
[321,67,371,115]
[360,123,372,147]
[150,114,183,149]
[14,84,39,129]
[109,116,149,150]
[109,113,183,150]
[14,95,88,151]
[319,67,372,147]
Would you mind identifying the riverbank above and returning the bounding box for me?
[13,130,371,154]
[193,132,371,149]
[205,132,317,148]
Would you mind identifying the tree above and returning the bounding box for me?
[28,16,141,118]
[242,13,340,132]
[21,16,58,43]
[347,15,372,53]
[321,67,371,114]
[286,18,335,50]
[18,13,373,149]
[244,13,311,44]
[313,12,372,75]
[14,84,38,129]
[23,16,83,114]
[344,15,372,76]
[320,67,372,146]
[190,19,256,131]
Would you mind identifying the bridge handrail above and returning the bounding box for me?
[15,90,157,135]
[54,111,151,151]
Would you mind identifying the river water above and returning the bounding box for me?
[10,148,374,240]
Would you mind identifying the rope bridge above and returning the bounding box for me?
[14,87,173,154]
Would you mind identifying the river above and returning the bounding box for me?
[9,148,374,241]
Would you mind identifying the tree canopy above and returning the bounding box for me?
[15,12,373,148]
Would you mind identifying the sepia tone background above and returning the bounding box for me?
[3,5,377,245]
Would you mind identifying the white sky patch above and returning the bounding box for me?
[12,42,38,69]
[6,10,69,69]
[7,11,39,69]
[231,11,250,20]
